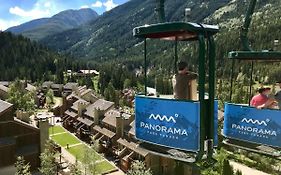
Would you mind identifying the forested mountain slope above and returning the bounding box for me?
[6,8,98,41]
[0,32,66,82]
[40,0,231,60]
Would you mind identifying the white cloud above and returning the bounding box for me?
[9,6,50,19]
[103,0,118,11]
[0,18,21,31]
[80,5,90,9]
[92,1,103,8]
[44,2,51,8]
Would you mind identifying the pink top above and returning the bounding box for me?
[250,94,268,107]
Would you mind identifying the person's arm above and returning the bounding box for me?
[186,71,198,80]
[257,98,276,109]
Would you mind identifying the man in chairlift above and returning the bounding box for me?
[275,81,281,109]
[250,86,276,109]
[172,61,197,100]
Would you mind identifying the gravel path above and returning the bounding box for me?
[230,161,270,175]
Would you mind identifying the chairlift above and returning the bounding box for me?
[222,0,281,158]
[133,0,219,163]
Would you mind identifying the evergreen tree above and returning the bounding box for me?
[70,160,81,175]
[15,156,31,175]
[81,141,99,175]
[46,89,54,107]
[235,170,243,175]
[39,141,56,175]
[222,159,234,175]
[127,160,152,175]
[7,80,35,113]
[123,78,131,89]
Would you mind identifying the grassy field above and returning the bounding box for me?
[49,126,117,174]
[49,125,66,135]
[95,161,116,174]
[67,144,102,161]
[51,132,80,147]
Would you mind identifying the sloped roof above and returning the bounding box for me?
[42,81,54,88]
[51,84,63,89]
[0,100,13,115]
[93,125,115,138]
[117,138,150,157]
[102,109,119,127]
[64,82,78,90]
[0,81,10,86]
[84,99,114,118]
[65,110,78,118]
[128,120,135,136]
[0,84,9,93]
[71,99,90,111]
[77,117,94,126]
[25,83,36,92]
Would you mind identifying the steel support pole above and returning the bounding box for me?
[174,39,178,74]
[144,38,147,96]
[207,36,215,159]
[197,34,206,161]
[249,61,254,105]
[229,59,235,102]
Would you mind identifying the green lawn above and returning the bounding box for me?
[49,126,66,135]
[49,126,117,174]
[51,133,80,147]
[95,161,116,174]
[67,144,102,161]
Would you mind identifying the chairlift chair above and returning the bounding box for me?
[222,0,281,158]
[133,21,219,163]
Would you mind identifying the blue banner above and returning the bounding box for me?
[135,96,200,152]
[223,103,281,148]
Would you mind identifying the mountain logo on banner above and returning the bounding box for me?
[241,118,269,126]
[149,114,178,123]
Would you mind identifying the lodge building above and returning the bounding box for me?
[0,100,42,175]
[58,86,195,175]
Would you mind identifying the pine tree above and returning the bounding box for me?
[70,160,81,175]
[127,160,152,175]
[235,170,243,175]
[222,159,234,175]
[81,141,99,175]
[15,156,31,175]
[46,89,54,108]
[39,141,56,175]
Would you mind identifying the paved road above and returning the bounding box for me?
[230,161,270,175]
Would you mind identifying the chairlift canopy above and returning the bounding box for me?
[228,51,281,61]
[133,22,219,41]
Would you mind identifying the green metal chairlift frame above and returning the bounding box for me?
[133,22,219,162]
[224,0,281,158]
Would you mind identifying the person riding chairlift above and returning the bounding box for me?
[275,81,281,109]
[172,61,197,100]
[250,86,276,109]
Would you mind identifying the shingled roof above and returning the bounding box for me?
[84,99,114,118]
[0,100,13,115]
[0,84,9,93]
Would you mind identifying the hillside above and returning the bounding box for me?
[40,0,231,60]
[6,8,98,41]
[40,0,281,80]
[0,31,67,82]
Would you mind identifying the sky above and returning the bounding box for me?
[0,0,129,31]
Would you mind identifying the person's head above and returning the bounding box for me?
[178,61,188,74]
[258,87,271,95]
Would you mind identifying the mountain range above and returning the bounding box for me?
[6,8,98,41]
[4,0,281,80]
[40,0,232,60]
